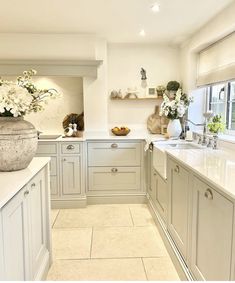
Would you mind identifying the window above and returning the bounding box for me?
[207,80,235,133]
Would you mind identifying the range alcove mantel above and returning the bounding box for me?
[0,59,103,78]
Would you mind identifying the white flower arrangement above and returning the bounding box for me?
[159,89,193,120]
[0,70,59,117]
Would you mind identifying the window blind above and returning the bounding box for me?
[197,32,235,87]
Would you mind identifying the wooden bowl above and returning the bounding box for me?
[111,128,131,136]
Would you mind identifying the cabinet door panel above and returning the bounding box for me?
[28,171,48,279]
[1,188,30,280]
[191,177,233,280]
[62,156,81,196]
[88,142,141,166]
[168,160,189,260]
[155,172,167,221]
[88,167,141,193]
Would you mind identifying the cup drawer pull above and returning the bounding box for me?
[67,145,75,150]
[111,143,118,149]
[111,168,118,173]
[174,165,180,173]
[205,188,213,200]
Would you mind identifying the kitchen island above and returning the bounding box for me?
[0,157,51,281]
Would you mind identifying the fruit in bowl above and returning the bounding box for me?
[111,126,130,136]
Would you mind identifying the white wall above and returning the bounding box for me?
[180,1,235,126]
[107,43,180,128]
[25,77,83,134]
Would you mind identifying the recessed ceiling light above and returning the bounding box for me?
[151,3,160,12]
[139,29,146,37]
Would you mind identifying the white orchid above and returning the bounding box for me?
[0,70,59,117]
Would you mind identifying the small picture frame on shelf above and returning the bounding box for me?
[146,87,158,98]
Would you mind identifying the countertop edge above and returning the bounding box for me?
[0,157,50,210]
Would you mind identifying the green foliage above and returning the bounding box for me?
[207,115,225,134]
[166,81,180,91]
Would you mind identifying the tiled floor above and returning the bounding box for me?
[47,204,180,281]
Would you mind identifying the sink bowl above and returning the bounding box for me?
[38,134,61,140]
[152,141,204,179]
[166,143,202,149]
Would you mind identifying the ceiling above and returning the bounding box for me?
[0,0,233,44]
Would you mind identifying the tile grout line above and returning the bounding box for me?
[141,257,149,281]
[128,207,135,227]
[89,227,94,258]
[55,256,165,261]
[52,209,60,228]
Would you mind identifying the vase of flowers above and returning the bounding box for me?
[160,89,193,138]
[0,70,59,171]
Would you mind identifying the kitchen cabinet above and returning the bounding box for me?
[61,156,81,196]
[28,171,49,280]
[0,165,50,281]
[190,176,234,281]
[37,141,85,207]
[87,141,144,196]
[1,186,31,280]
[151,169,167,222]
[168,158,189,261]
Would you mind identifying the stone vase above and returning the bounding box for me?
[167,119,182,138]
[0,117,38,171]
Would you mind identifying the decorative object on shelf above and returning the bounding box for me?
[160,89,193,138]
[166,80,180,98]
[156,85,166,97]
[124,87,139,99]
[62,112,84,137]
[147,87,158,98]
[111,126,130,136]
[0,69,59,171]
[147,105,168,134]
[110,89,122,99]
[140,68,147,80]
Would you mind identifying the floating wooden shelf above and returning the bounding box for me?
[110,97,163,101]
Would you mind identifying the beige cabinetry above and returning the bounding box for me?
[0,166,50,281]
[167,158,190,261]
[87,141,143,196]
[37,141,85,207]
[190,176,234,281]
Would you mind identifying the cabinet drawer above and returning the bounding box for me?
[61,143,80,154]
[37,143,57,154]
[88,142,141,166]
[88,167,141,193]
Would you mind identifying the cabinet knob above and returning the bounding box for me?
[31,183,36,188]
[63,158,67,162]
[174,165,180,174]
[24,190,29,197]
[111,143,118,149]
[67,145,75,150]
[111,168,118,173]
[205,188,213,200]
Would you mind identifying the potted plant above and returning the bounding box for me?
[0,70,59,171]
[160,89,193,138]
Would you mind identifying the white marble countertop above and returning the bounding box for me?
[38,130,166,142]
[166,148,235,200]
[0,157,50,209]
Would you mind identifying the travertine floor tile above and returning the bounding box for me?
[129,204,155,226]
[52,228,92,259]
[91,226,168,258]
[47,258,147,281]
[54,204,133,228]
[51,209,59,227]
[143,257,180,281]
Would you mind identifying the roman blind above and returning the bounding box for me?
[197,32,235,87]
